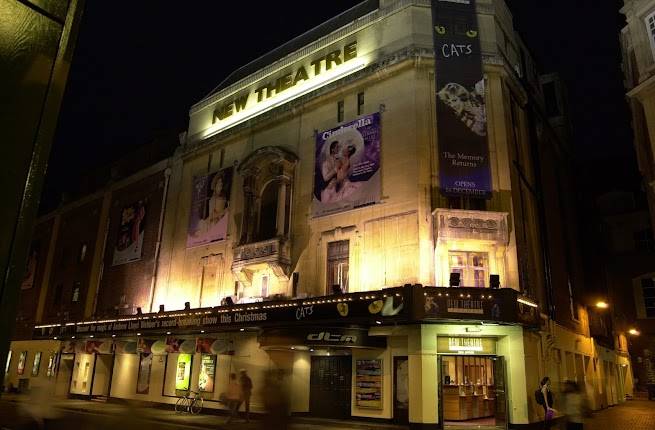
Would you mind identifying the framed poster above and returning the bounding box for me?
[137,353,153,394]
[5,351,11,374]
[198,354,216,393]
[112,201,146,266]
[313,112,381,217]
[187,167,233,248]
[355,359,383,409]
[175,354,192,390]
[17,351,27,375]
[31,352,42,377]
[46,353,57,378]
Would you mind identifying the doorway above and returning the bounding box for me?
[309,355,352,419]
[90,354,114,399]
[54,354,74,397]
[394,356,409,424]
[439,355,507,429]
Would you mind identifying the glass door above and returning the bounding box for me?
[492,356,508,430]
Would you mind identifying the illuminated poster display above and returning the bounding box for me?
[46,353,56,377]
[355,359,383,409]
[175,354,192,390]
[432,0,492,198]
[187,167,233,248]
[112,201,146,266]
[198,354,216,393]
[31,352,42,377]
[313,112,381,217]
[137,353,153,394]
[5,351,11,374]
[17,351,27,375]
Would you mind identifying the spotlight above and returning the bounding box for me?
[596,301,609,309]
[159,304,165,313]
[449,272,461,287]
[490,274,500,289]
[136,307,143,316]
[184,302,191,311]
[331,284,342,295]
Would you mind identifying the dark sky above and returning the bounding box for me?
[45,0,636,210]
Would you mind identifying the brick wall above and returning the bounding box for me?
[95,171,166,317]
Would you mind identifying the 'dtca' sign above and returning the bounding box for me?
[432,0,492,199]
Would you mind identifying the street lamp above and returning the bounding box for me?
[595,300,609,309]
[628,328,640,336]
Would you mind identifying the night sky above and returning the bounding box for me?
[44,0,636,211]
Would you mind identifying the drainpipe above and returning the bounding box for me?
[148,167,172,312]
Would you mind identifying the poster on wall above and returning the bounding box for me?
[112,200,146,266]
[355,359,383,409]
[198,354,216,393]
[31,352,42,377]
[313,112,381,217]
[46,353,57,378]
[187,167,234,248]
[432,0,492,199]
[175,353,192,390]
[5,351,11,374]
[137,353,153,394]
[17,351,27,375]
[21,241,39,290]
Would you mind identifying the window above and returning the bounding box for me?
[53,284,63,305]
[258,181,279,241]
[357,92,364,115]
[71,282,81,303]
[448,252,488,287]
[641,278,655,318]
[327,240,349,293]
[337,100,344,122]
[646,11,655,60]
[634,228,654,252]
[261,275,269,298]
[568,278,579,321]
[78,243,87,263]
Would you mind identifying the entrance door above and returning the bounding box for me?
[394,356,409,424]
[310,356,352,419]
[54,354,74,397]
[90,354,114,399]
[492,356,508,430]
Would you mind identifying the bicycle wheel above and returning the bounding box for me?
[190,396,203,414]
[175,396,187,413]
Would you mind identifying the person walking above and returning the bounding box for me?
[225,373,242,424]
[239,369,253,422]
[562,380,589,430]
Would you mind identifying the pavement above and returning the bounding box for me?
[0,395,653,430]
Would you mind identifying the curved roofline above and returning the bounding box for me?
[201,0,378,102]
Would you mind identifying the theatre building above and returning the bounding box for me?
[6,1,632,429]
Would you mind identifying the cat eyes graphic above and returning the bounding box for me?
[433,26,479,38]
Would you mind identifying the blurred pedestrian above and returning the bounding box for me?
[260,370,290,430]
[562,380,590,430]
[239,369,253,422]
[225,372,242,424]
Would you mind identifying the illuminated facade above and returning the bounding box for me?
[7,1,632,428]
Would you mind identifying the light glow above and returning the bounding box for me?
[517,297,538,308]
[595,301,609,309]
[629,328,640,336]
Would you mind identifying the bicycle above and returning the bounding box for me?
[175,390,203,414]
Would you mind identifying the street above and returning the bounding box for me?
[1,398,654,430]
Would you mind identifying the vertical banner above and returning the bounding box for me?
[313,113,381,217]
[433,0,492,198]
[112,201,146,266]
[187,167,233,248]
[21,241,39,290]
[137,353,153,394]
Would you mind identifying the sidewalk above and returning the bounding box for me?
[586,400,655,430]
[0,394,405,430]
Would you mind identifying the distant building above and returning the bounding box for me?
[6,1,631,427]
[621,0,655,235]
